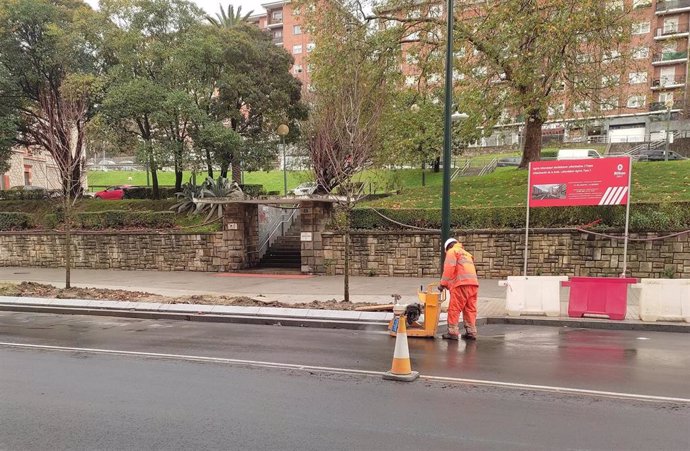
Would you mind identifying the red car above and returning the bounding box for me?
[93,185,131,200]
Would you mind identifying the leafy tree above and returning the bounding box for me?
[371,0,633,167]
[0,0,105,194]
[100,0,205,194]
[206,3,253,28]
[0,65,19,173]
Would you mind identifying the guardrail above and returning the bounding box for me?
[656,0,690,12]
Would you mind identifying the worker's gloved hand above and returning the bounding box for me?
[437,285,445,292]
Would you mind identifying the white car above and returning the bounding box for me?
[290,182,317,196]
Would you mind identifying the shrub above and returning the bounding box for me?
[0,212,33,230]
[239,184,264,197]
[351,202,690,232]
[122,187,177,199]
[74,210,175,229]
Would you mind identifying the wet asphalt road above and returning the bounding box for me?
[1,312,689,450]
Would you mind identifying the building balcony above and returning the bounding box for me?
[651,77,687,89]
[652,51,689,64]
[656,0,690,14]
[655,23,690,39]
[649,101,680,111]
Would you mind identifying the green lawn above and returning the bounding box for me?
[364,160,690,209]
[87,170,312,193]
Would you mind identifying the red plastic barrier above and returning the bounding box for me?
[562,277,638,320]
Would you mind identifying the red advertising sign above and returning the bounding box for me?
[528,157,631,208]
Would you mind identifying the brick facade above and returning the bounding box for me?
[321,230,690,279]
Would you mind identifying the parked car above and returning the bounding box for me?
[636,150,687,162]
[497,157,521,167]
[6,185,61,199]
[290,182,318,196]
[93,185,132,200]
[556,149,602,160]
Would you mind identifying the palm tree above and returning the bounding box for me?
[206,3,253,28]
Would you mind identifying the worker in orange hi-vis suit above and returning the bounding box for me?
[438,238,479,341]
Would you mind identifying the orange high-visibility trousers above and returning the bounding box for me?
[448,285,478,334]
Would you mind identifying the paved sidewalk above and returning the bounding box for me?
[0,267,506,304]
[0,266,646,320]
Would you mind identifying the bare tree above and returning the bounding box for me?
[305,0,393,301]
[48,80,92,288]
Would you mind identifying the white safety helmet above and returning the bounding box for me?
[444,238,458,251]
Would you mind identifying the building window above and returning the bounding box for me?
[293,64,303,74]
[633,47,649,60]
[271,10,283,22]
[292,44,302,54]
[293,7,300,16]
[405,53,419,65]
[602,50,620,63]
[307,42,315,52]
[23,165,32,186]
[601,97,618,111]
[602,74,620,86]
[632,21,650,35]
[629,72,648,84]
[273,30,282,41]
[573,101,591,113]
[632,0,652,8]
[548,103,565,116]
[627,95,646,108]
[429,5,442,18]
[293,25,301,35]
[405,76,417,86]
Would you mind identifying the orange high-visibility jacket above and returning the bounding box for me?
[440,243,479,288]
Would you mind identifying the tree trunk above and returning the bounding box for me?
[421,161,426,187]
[433,157,440,173]
[175,170,183,192]
[205,148,214,178]
[343,207,351,303]
[220,161,229,179]
[231,158,241,185]
[519,111,544,169]
[149,153,160,199]
[64,187,72,289]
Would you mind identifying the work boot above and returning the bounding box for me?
[462,325,477,341]
[443,324,460,340]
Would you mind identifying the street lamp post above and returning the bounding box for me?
[441,0,455,267]
[277,124,290,195]
[664,100,673,162]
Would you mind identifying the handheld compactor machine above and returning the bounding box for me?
[388,284,445,338]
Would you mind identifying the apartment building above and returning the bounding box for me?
[249,1,316,90]
[394,0,690,145]
[1,147,62,191]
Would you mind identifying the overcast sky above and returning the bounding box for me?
[85,0,268,16]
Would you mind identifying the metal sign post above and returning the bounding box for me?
[621,156,633,277]
[523,163,531,276]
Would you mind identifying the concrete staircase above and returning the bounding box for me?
[258,219,301,269]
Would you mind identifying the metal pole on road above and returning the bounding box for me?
[277,124,289,196]
[441,0,455,268]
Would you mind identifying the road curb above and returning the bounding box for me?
[486,316,690,333]
[0,303,392,331]
[1,297,687,333]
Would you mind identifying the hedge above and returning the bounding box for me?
[74,210,176,229]
[351,202,690,232]
[0,188,59,201]
[0,212,33,230]
[122,187,178,199]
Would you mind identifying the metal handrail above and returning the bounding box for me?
[478,158,498,176]
[451,159,470,181]
[249,207,299,256]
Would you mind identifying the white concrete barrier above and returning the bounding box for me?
[635,279,690,323]
[499,276,568,317]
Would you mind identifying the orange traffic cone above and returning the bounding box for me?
[383,315,419,382]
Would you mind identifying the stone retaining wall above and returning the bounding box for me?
[321,230,690,279]
[0,231,227,271]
